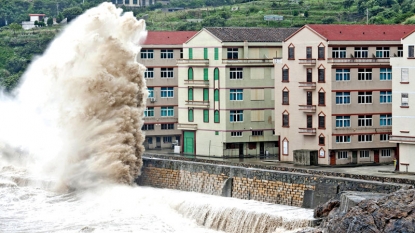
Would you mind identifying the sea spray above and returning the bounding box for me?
[0,3,147,190]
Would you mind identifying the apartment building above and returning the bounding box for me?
[275,25,415,165]
[138,31,197,150]
[111,0,155,7]
[390,30,415,172]
[177,27,298,157]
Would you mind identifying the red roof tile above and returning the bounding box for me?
[143,31,198,45]
[307,24,415,41]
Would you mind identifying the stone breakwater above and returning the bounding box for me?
[138,155,410,208]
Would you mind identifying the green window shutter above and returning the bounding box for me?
[203,109,209,122]
[214,48,218,60]
[204,48,208,59]
[214,68,219,80]
[188,68,193,80]
[189,48,193,59]
[214,110,219,123]
[188,109,194,122]
[204,68,208,80]
[188,88,193,101]
[203,88,209,101]
[214,89,219,101]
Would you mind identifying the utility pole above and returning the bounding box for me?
[366,8,368,25]
[56,1,59,15]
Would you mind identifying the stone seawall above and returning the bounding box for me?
[138,155,410,208]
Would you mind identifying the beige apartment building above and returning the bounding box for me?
[177,27,297,157]
[390,30,415,172]
[138,31,197,150]
[275,25,415,165]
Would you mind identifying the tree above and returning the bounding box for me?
[202,15,225,27]
[57,13,64,23]
[322,16,336,24]
[47,17,53,26]
[304,10,309,18]
[62,6,83,22]
[9,23,22,34]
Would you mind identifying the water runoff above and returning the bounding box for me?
[0,3,314,232]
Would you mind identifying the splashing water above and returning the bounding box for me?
[0,2,147,190]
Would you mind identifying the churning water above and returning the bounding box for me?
[0,3,314,232]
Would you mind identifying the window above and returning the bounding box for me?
[230,110,243,122]
[338,151,348,159]
[145,68,154,78]
[204,48,208,59]
[214,68,219,80]
[318,46,325,59]
[161,107,174,117]
[230,89,243,101]
[358,92,372,104]
[336,136,351,143]
[144,107,154,117]
[282,67,289,82]
[354,47,368,58]
[319,135,325,145]
[180,49,183,58]
[214,89,219,101]
[203,68,208,80]
[214,48,219,60]
[163,136,172,143]
[380,114,392,126]
[401,93,409,107]
[318,114,325,129]
[381,149,391,157]
[358,69,372,81]
[227,48,238,59]
[318,68,325,82]
[161,87,174,98]
[358,134,372,142]
[147,137,153,144]
[161,124,174,130]
[188,88,193,101]
[230,68,243,79]
[380,91,392,103]
[203,88,208,103]
[376,47,389,58]
[380,68,392,80]
[398,47,403,57]
[332,47,346,58]
[360,150,369,158]
[188,68,193,80]
[306,68,312,82]
[189,48,193,59]
[288,46,295,59]
[380,134,390,141]
[358,115,372,127]
[161,49,173,59]
[203,109,209,122]
[140,49,154,59]
[231,131,242,137]
[336,92,350,104]
[125,0,129,4]
[336,116,350,127]
[282,111,289,127]
[188,108,193,122]
[409,45,414,58]
[306,47,312,59]
[142,124,154,130]
[282,90,289,105]
[214,110,219,123]
[161,68,174,78]
[318,92,325,106]
[282,138,289,155]
[401,68,409,82]
[133,0,137,4]
[252,131,263,136]
[147,87,154,98]
[335,69,350,81]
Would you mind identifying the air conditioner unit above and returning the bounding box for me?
[149,97,156,103]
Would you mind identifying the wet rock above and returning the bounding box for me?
[314,199,340,218]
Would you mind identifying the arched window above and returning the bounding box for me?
[318,112,326,129]
[188,68,193,80]
[282,110,289,127]
[214,68,219,80]
[318,64,325,83]
[188,108,194,122]
[282,138,289,156]
[319,133,325,146]
[282,65,289,82]
[214,110,220,123]
[214,89,219,101]
[188,88,193,101]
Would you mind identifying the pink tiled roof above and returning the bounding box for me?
[307,24,415,41]
[143,31,198,45]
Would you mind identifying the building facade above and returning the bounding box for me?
[275,25,415,165]
[138,31,197,150]
[177,27,297,157]
[390,30,415,172]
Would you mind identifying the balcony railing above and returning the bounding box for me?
[177,123,198,131]
[185,100,210,108]
[389,135,415,144]
[273,58,282,64]
[299,59,316,66]
[299,105,316,112]
[184,80,210,86]
[222,58,273,65]
[299,128,316,135]
[299,82,316,89]
[177,59,209,65]
[328,58,390,63]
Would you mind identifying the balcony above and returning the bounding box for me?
[299,128,316,135]
[273,58,282,64]
[177,59,209,66]
[299,59,316,66]
[328,58,390,64]
[185,100,210,108]
[177,123,198,131]
[184,79,210,86]
[222,58,273,66]
[389,135,415,144]
[299,82,316,90]
[299,105,316,113]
